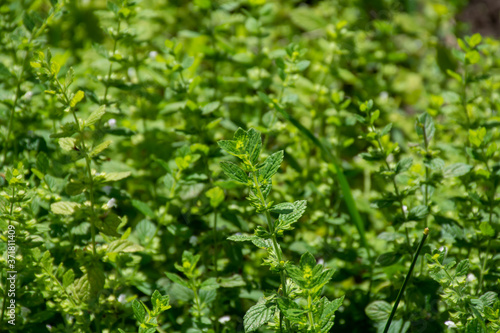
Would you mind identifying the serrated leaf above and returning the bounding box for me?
[416,113,435,142]
[408,205,429,220]
[220,161,248,184]
[227,234,257,242]
[259,151,283,181]
[132,299,146,323]
[89,140,112,157]
[70,90,85,107]
[62,269,75,288]
[443,163,472,178]
[59,137,76,151]
[245,128,262,165]
[107,239,144,253]
[365,301,392,322]
[396,157,413,173]
[51,201,80,215]
[86,106,106,127]
[276,200,307,232]
[103,172,131,182]
[200,277,219,291]
[244,302,276,332]
[218,140,240,156]
[270,202,294,214]
[455,259,469,277]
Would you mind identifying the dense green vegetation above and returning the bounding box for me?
[1,0,499,332]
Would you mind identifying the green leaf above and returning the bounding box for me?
[102,171,131,182]
[218,140,240,157]
[376,252,400,266]
[227,234,257,242]
[62,269,75,288]
[479,222,495,237]
[416,113,435,142]
[408,205,429,220]
[89,140,112,157]
[200,277,219,291]
[465,318,486,333]
[59,137,76,151]
[245,128,262,165]
[107,239,144,253]
[276,200,307,232]
[165,272,189,288]
[132,199,156,218]
[259,150,284,181]
[218,275,246,288]
[205,186,224,208]
[202,101,220,115]
[365,301,392,322]
[51,201,80,215]
[270,202,294,214]
[132,299,146,323]
[396,157,413,173]
[151,290,171,315]
[86,106,106,127]
[443,163,472,178]
[220,161,249,184]
[36,152,50,173]
[468,33,482,47]
[70,90,85,107]
[243,301,276,332]
[454,259,469,277]
[95,213,122,237]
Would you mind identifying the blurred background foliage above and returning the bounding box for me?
[0,0,499,332]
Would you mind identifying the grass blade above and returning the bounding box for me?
[383,228,429,333]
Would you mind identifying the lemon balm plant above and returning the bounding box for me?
[218,128,343,332]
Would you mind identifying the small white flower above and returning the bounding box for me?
[149,51,158,59]
[467,273,476,282]
[118,294,126,303]
[218,315,230,324]
[189,236,198,245]
[317,258,324,265]
[107,198,117,208]
[108,118,117,128]
[402,205,408,214]
[445,321,457,328]
[24,91,33,100]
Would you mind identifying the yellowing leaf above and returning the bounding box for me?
[70,90,85,107]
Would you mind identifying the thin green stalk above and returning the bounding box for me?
[251,172,290,331]
[213,210,218,277]
[53,76,98,256]
[383,228,429,333]
[307,294,315,328]
[103,19,122,105]
[477,239,491,295]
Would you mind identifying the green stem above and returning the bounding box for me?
[103,19,121,105]
[251,172,290,331]
[383,228,429,333]
[307,294,315,329]
[477,239,491,295]
[213,210,218,277]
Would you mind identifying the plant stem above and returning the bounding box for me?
[383,228,429,333]
[103,19,121,105]
[251,172,290,331]
[477,239,491,295]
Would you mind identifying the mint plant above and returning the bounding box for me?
[219,128,343,332]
